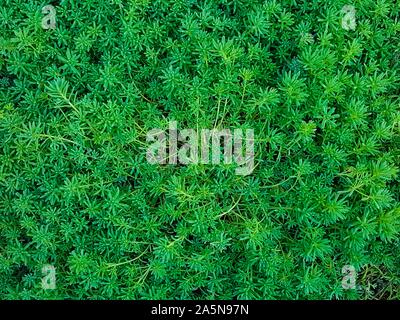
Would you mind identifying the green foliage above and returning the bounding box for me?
[0,0,399,299]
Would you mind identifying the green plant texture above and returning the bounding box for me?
[0,0,399,300]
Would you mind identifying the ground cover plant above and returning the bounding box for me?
[0,0,399,300]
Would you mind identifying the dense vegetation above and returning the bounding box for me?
[0,0,399,299]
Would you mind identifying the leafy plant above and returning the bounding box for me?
[0,0,399,300]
